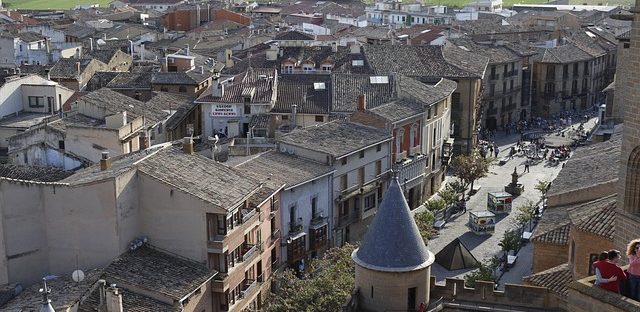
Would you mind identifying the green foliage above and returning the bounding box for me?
[267,244,357,312]
[424,198,447,211]
[498,230,521,254]
[534,180,551,199]
[515,200,537,226]
[464,256,501,288]
[437,188,459,207]
[450,150,495,192]
[446,180,468,197]
[414,210,435,244]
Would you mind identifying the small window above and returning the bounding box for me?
[315,115,324,122]
[341,158,347,165]
[376,144,381,152]
[58,140,65,150]
[28,96,44,107]
[375,160,381,176]
[364,193,376,211]
[282,115,289,120]
[178,86,187,93]
[359,150,364,158]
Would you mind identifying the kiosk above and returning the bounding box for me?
[488,191,513,214]
[468,211,496,235]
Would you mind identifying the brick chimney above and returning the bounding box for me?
[100,152,111,171]
[105,284,124,312]
[139,131,149,150]
[357,94,366,112]
[183,137,193,154]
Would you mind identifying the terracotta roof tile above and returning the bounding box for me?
[523,263,572,297]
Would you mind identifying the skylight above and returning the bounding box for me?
[314,82,326,90]
[352,60,364,66]
[370,76,389,84]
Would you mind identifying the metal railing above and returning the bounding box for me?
[289,220,303,235]
[241,244,258,262]
[241,208,258,224]
[240,279,257,298]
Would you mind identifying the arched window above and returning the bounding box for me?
[624,146,640,214]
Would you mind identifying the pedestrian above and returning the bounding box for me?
[524,160,530,173]
[594,252,611,286]
[593,250,627,294]
[495,146,499,158]
[627,239,640,300]
[418,302,426,312]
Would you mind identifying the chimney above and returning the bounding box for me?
[186,44,190,56]
[139,131,149,149]
[350,43,361,54]
[291,104,297,129]
[212,80,225,97]
[182,137,194,154]
[76,61,81,77]
[105,284,124,312]
[100,152,111,171]
[225,49,234,68]
[200,65,204,74]
[357,94,366,112]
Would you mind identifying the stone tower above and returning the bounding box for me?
[615,0,640,255]
[352,178,434,311]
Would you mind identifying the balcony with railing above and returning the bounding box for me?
[441,138,454,166]
[240,279,258,299]
[310,212,326,227]
[208,208,260,252]
[270,228,281,246]
[289,219,304,236]
[396,153,427,190]
[337,209,361,227]
[240,243,259,263]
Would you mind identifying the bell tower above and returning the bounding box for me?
[614,0,640,254]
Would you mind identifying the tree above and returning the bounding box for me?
[424,198,446,211]
[446,180,468,198]
[498,230,521,256]
[464,256,501,288]
[437,188,459,207]
[450,150,495,194]
[414,210,435,244]
[267,244,357,312]
[515,200,537,227]
[534,180,551,201]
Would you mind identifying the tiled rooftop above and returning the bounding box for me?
[547,137,621,196]
[331,73,397,113]
[278,120,390,158]
[86,49,120,65]
[3,270,102,312]
[102,244,217,301]
[61,148,155,185]
[79,285,179,312]
[235,150,333,190]
[568,195,617,239]
[49,59,103,79]
[523,263,572,297]
[77,88,168,125]
[532,222,571,245]
[106,72,152,89]
[447,38,521,64]
[137,146,262,211]
[197,68,276,104]
[364,44,487,79]
[273,74,331,115]
[0,164,75,182]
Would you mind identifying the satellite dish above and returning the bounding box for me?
[280,146,287,153]
[72,270,85,283]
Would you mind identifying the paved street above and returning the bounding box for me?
[422,117,599,288]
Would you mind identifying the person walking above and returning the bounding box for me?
[494,145,499,158]
[524,160,530,173]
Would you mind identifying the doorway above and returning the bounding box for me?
[407,287,416,311]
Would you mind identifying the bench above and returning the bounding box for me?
[433,220,446,230]
[499,156,510,165]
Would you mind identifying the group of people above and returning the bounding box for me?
[478,140,499,158]
[592,239,640,300]
[548,145,571,162]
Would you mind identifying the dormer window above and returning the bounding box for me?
[302,64,314,72]
[283,64,293,74]
[321,64,332,72]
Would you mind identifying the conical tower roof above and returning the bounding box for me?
[352,177,434,272]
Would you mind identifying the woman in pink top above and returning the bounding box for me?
[626,239,640,300]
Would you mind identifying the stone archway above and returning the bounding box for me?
[624,146,640,214]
